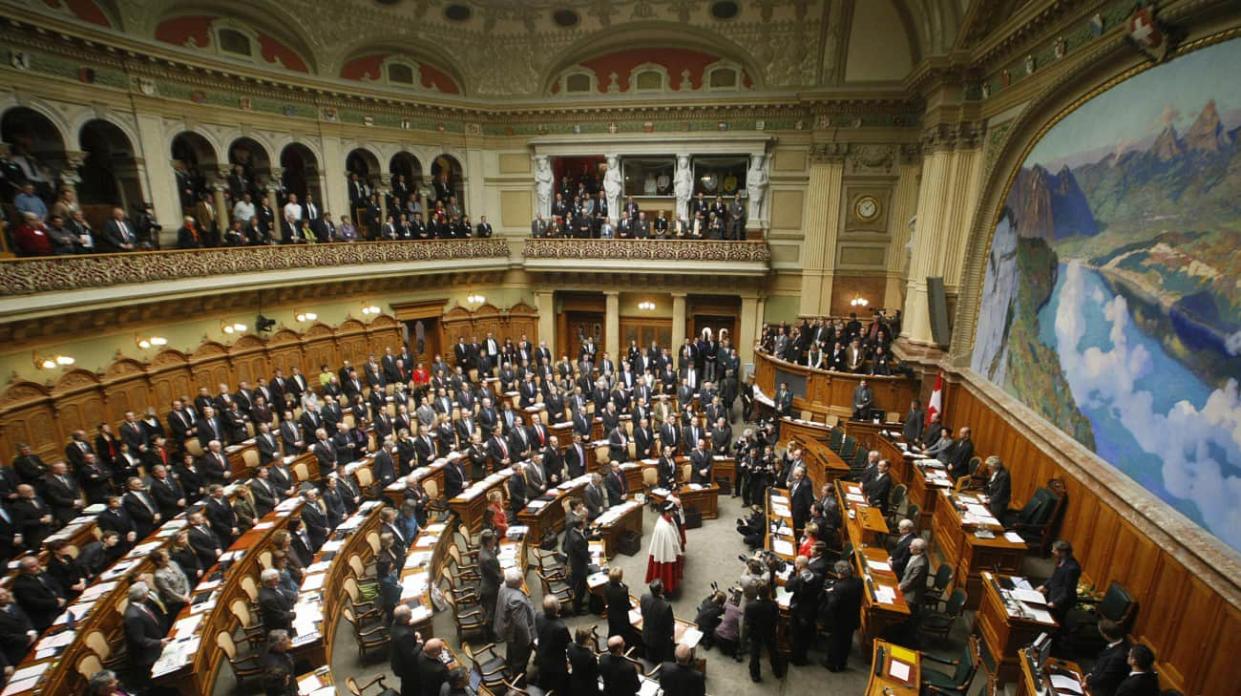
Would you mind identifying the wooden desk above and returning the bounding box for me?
[153,499,305,693]
[836,480,889,547]
[778,417,834,450]
[753,351,916,421]
[296,665,336,695]
[383,457,449,507]
[907,461,951,528]
[518,474,591,541]
[225,439,259,478]
[1016,648,1085,696]
[864,639,921,696]
[648,483,720,520]
[854,547,912,650]
[449,467,513,533]
[592,501,643,559]
[849,430,917,486]
[930,490,1026,609]
[977,572,1059,685]
[764,488,797,562]
[710,455,736,490]
[797,433,853,493]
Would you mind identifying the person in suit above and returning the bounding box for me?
[259,568,295,632]
[606,424,628,464]
[12,557,66,632]
[821,560,864,671]
[278,415,305,456]
[0,587,37,668]
[1087,619,1132,696]
[99,207,138,251]
[689,440,713,484]
[416,638,451,696]
[983,456,1011,521]
[443,455,467,500]
[659,644,706,696]
[564,515,591,615]
[11,444,49,486]
[584,473,607,519]
[901,400,925,443]
[604,462,628,505]
[568,627,600,696]
[888,519,917,578]
[199,439,232,486]
[187,508,223,565]
[899,538,930,610]
[773,382,793,420]
[535,596,571,696]
[389,604,424,696]
[204,484,239,545]
[640,579,675,665]
[744,584,783,682]
[151,547,191,619]
[124,583,168,680]
[300,489,329,550]
[40,461,83,526]
[862,459,893,513]
[494,567,536,681]
[599,635,640,696]
[788,466,813,535]
[255,422,280,466]
[148,464,186,521]
[1115,644,1161,696]
[9,484,51,553]
[262,629,298,696]
[250,466,278,517]
[784,556,823,665]
[1038,540,1081,627]
[947,426,975,480]
[476,530,502,627]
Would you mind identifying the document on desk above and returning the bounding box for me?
[637,678,661,696]
[867,559,891,572]
[772,538,795,556]
[1027,607,1056,624]
[1004,531,1025,544]
[873,586,897,605]
[628,608,643,626]
[679,628,704,648]
[888,659,912,682]
[1050,675,1084,694]
[1010,588,1047,604]
[1,676,40,695]
[301,572,327,592]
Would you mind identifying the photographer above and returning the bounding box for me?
[736,505,765,550]
[693,589,726,651]
[713,588,744,661]
[734,429,756,502]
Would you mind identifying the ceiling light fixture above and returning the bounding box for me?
[136,335,168,350]
[295,311,318,322]
[34,353,75,369]
[361,304,382,316]
[637,301,656,311]
[466,293,485,306]
[850,296,870,308]
[221,322,248,334]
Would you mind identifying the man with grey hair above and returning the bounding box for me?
[659,643,705,696]
[821,560,863,671]
[263,629,297,696]
[890,519,917,578]
[899,538,929,609]
[259,567,295,632]
[87,669,121,695]
[124,581,168,680]
[390,604,423,696]
[494,567,535,682]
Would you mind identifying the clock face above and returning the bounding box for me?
[855,195,880,222]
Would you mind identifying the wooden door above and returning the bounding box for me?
[563,312,604,362]
[691,314,736,343]
[407,318,440,364]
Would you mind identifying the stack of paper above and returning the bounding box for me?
[873,586,897,605]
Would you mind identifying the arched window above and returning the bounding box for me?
[217,28,251,57]
[387,62,415,85]
[562,71,594,94]
[633,69,665,92]
[705,61,744,91]
[212,21,260,63]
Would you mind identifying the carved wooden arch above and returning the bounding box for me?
[51,368,106,444]
[0,380,58,462]
[102,357,153,424]
[335,318,371,366]
[189,340,232,391]
[301,322,338,372]
[265,328,306,373]
[228,334,269,385]
[365,313,403,357]
[147,348,193,409]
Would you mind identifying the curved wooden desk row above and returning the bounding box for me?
[753,351,916,419]
[5,508,206,695]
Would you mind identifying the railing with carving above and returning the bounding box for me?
[0,238,512,296]
[522,238,771,262]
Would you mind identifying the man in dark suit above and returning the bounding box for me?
[204,485,239,546]
[604,462,628,505]
[659,644,706,696]
[199,440,231,486]
[279,416,305,456]
[250,466,278,517]
[12,557,66,632]
[390,604,424,696]
[0,587,36,668]
[862,459,893,513]
[40,462,82,526]
[417,639,451,696]
[443,455,467,500]
[373,442,398,488]
[785,556,823,665]
[149,464,186,521]
[301,490,329,550]
[1087,619,1132,696]
[256,422,280,466]
[187,511,223,568]
[259,568,295,632]
[889,519,917,578]
[606,424,628,464]
[599,635,640,696]
[124,583,168,679]
[984,456,1011,521]
[99,207,138,252]
[689,440,713,484]
[565,516,591,615]
[1115,644,1161,696]
[11,444,49,486]
[1038,540,1081,627]
[123,477,161,539]
[821,560,864,671]
[947,426,975,480]
[584,474,606,519]
[640,580,675,665]
[788,466,813,535]
[744,584,783,681]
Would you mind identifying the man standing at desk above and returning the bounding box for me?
[1038,540,1081,629]
[821,560,863,672]
[901,399,925,443]
[495,568,536,682]
[852,379,874,420]
[983,456,1011,521]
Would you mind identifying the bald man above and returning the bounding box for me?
[416,637,450,696]
[659,644,705,696]
[598,636,640,696]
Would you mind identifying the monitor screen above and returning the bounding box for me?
[1031,632,1052,668]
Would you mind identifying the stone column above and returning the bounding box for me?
[133,113,180,235]
[320,135,349,219]
[671,293,687,353]
[59,150,87,197]
[604,291,620,361]
[535,291,556,352]
[738,294,760,369]
[798,144,847,316]
[377,173,391,231]
[883,150,922,311]
[211,172,229,238]
[902,125,982,345]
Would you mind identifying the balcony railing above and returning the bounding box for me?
[523,238,771,263]
[0,238,512,296]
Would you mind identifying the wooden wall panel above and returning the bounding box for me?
[365,315,403,357]
[0,382,59,463]
[228,336,269,386]
[301,325,339,372]
[335,320,370,367]
[101,359,152,424]
[265,331,304,374]
[51,370,106,442]
[940,376,1241,695]
[147,350,194,409]
[189,343,231,391]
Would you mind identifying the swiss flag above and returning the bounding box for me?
[925,373,944,427]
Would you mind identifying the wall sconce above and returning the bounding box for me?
[221,322,248,335]
[850,296,870,308]
[136,335,168,350]
[637,301,656,311]
[361,304,382,316]
[295,311,318,323]
[466,293,485,306]
[34,353,75,370]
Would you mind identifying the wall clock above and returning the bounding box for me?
[854,195,880,222]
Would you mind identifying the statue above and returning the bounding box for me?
[746,154,769,225]
[534,155,554,218]
[673,155,692,221]
[602,156,623,224]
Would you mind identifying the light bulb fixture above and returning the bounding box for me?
[220,322,248,334]
[850,296,870,308]
[136,335,168,350]
[637,301,656,311]
[361,304,382,316]
[34,352,75,369]
[295,311,318,322]
[465,293,485,306]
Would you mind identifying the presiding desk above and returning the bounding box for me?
[1016,647,1086,696]
[753,351,916,421]
[865,640,921,696]
[930,490,1027,610]
[976,572,1059,685]
[785,420,852,492]
[592,501,644,559]
[647,483,720,520]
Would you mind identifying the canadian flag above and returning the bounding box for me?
[925,373,944,427]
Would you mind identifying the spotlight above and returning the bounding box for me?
[256,315,276,332]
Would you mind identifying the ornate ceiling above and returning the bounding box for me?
[21,0,991,99]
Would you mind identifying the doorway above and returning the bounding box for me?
[562,312,604,361]
[405,318,440,365]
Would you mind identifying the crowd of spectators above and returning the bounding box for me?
[531,189,748,240]
[759,310,902,376]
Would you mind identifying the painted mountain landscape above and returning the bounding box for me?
[972,38,1241,554]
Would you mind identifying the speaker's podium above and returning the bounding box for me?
[865,640,920,696]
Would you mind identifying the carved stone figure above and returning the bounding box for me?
[602,156,623,223]
[673,155,692,221]
[746,154,769,225]
[534,155,554,218]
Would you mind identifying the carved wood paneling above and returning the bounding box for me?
[101,358,151,424]
[440,302,540,356]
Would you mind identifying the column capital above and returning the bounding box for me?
[63,150,88,170]
[920,121,983,152]
[809,142,848,164]
[603,290,620,297]
[670,292,687,299]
